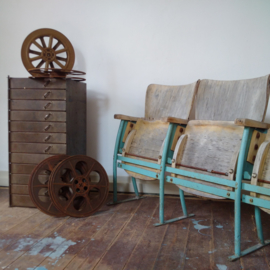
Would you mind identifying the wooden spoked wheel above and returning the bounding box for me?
[28,155,69,217]
[49,155,109,218]
[21,28,75,76]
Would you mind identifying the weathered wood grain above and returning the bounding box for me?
[114,114,142,121]
[173,120,243,198]
[0,190,268,269]
[235,118,270,129]
[145,82,198,120]
[122,197,178,270]
[195,75,270,121]
[93,197,158,270]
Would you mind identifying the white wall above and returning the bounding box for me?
[1,0,270,192]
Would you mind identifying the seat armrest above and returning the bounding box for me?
[114,114,142,121]
[161,116,188,125]
[234,118,270,129]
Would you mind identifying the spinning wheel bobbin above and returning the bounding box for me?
[49,155,109,218]
[28,155,69,216]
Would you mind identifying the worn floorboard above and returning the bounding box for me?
[0,189,269,269]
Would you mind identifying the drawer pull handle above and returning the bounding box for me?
[44,135,51,142]
[44,91,51,98]
[44,102,52,109]
[44,146,52,153]
[44,113,51,120]
[44,80,51,87]
[44,125,51,131]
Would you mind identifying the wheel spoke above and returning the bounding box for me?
[33,40,44,51]
[45,61,49,70]
[64,193,76,211]
[83,162,95,179]
[53,182,72,186]
[48,35,53,48]
[53,41,61,50]
[55,48,67,54]
[56,56,67,62]
[40,37,47,48]
[85,196,93,210]
[47,202,53,211]
[29,49,41,55]
[54,59,64,69]
[36,60,45,68]
[50,62,55,68]
[33,184,48,188]
[47,161,54,172]
[69,161,78,178]
[30,55,43,62]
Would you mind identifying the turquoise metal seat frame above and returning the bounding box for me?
[109,82,198,209]
[166,124,270,261]
[161,75,270,261]
[111,75,270,261]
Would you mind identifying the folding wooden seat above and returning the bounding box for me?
[110,82,198,206]
[164,75,270,260]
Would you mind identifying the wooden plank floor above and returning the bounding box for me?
[0,188,270,270]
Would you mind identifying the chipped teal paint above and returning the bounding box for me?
[159,123,174,224]
[13,236,76,260]
[216,225,223,229]
[192,219,210,236]
[234,127,251,257]
[14,238,35,251]
[118,155,161,170]
[166,167,236,188]
[208,249,217,254]
[113,120,126,202]
[216,264,227,270]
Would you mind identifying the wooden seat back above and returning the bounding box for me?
[195,75,270,121]
[174,75,270,198]
[145,82,199,121]
[123,81,199,181]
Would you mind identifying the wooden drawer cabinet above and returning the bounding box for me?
[10,89,66,100]
[10,111,66,121]
[8,77,86,207]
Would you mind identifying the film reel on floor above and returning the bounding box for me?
[28,155,69,217]
[49,155,109,218]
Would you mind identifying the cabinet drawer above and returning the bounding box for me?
[11,174,30,185]
[10,111,66,121]
[10,122,66,132]
[11,184,29,195]
[10,78,66,89]
[10,100,66,111]
[10,132,66,143]
[11,164,37,174]
[10,163,51,174]
[11,143,66,154]
[10,153,53,164]
[10,89,66,100]
[10,194,35,207]
[11,174,49,185]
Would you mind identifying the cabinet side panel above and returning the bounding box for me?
[66,81,86,155]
